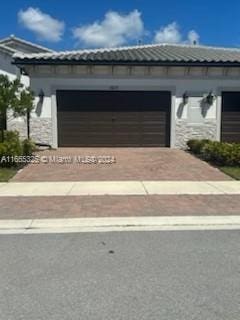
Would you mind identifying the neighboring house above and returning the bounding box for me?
[0,35,53,80]
[12,43,240,148]
[0,35,52,132]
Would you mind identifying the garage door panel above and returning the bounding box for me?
[58,115,114,121]
[141,111,166,118]
[111,111,140,116]
[58,118,114,125]
[221,135,240,143]
[222,93,240,143]
[222,128,240,134]
[222,123,240,131]
[58,125,114,133]
[142,122,166,128]
[59,135,116,146]
[222,112,240,119]
[142,123,166,132]
[59,127,114,136]
[114,126,141,132]
[142,135,166,146]
[222,120,240,126]
[58,112,113,121]
[57,90,171,147]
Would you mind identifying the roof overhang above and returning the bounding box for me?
[12,59,240,68]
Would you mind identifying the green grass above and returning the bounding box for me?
[0,168,18,182]
[220,166,240,180]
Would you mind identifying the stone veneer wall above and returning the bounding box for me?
[29,118,52,145]
[175,119,217,149]
[7,117,27,140]
[7,117,52,146]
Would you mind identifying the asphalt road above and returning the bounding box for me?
[0,230,240,320]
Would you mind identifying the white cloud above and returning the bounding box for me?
[154,22,182,44]
[73,10,144,48]
[154,22,200,45]
[18,7,65,42]
[187,30,200,44]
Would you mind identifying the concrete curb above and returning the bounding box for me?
[0,181,240,196]
[1,216,240,234]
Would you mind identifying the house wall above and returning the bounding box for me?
[0,52,18,79]
[0,51,29,85]
[17,65,240,148]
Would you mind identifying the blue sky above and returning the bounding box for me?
[1,0,240,51]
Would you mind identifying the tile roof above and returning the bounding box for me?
[13,43,240,66]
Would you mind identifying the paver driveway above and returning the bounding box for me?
[12,148,230,182]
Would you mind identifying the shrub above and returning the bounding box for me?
[22,139,36,156]
[230,144,240,166]
[0,131,23,167]
[202,141,240,166]
[4,130,21,143]
[187,138,240,166]
[187,139,211,154]
[0,130,36,167]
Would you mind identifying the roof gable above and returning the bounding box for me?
[0,35,53,54]
[0,43,16,56]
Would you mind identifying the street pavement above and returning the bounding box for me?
[0,230,239,320]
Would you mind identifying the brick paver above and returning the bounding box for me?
[12,148,230,181]
[0,195,239,219]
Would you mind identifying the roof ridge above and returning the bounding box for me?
[163,42,240,52]
[14,43,168,58]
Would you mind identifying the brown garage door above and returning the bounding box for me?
[222,92,240,143]
[57,90,171,147]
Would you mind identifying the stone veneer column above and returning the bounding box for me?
[175,119,218,149]
[7,116,52,146]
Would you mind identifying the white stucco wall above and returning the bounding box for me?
[14,65,240,148]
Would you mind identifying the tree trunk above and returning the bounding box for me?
[0,112,6,142]
[27,112,30,139]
